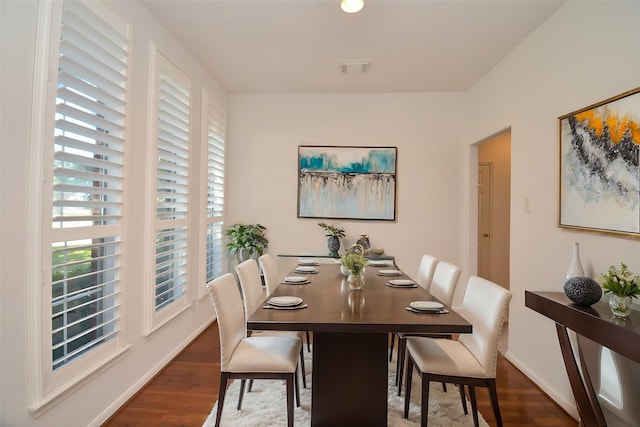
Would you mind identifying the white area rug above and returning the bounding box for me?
[203,348,489,426]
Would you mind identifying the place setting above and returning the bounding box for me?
[376,268,403,277]
[405,300,448,314]
[367,259,393,267]
[385,278,418,288]
[294,265,319,274]
[280,275,311,285]
[262,296,308,310]
[297,257,320,266]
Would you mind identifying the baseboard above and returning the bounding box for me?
[502,350,580,421]
[89,318,215,427]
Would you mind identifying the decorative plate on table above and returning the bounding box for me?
[295,266,318,273]
[283,276,307,283]
[268,296,304,307]
[388,279,415,287]
[368,260,392,267]
[378,269,403,276]
[298,258,319,266]
[409,301,444,311]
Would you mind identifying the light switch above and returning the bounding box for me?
[524,196,533,212]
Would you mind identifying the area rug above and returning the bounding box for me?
[203,349,489,427]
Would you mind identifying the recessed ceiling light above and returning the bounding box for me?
[341,0,364,14]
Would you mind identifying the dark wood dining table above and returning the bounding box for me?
[247,261,472,426]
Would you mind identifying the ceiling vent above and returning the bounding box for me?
[340,60,369,74]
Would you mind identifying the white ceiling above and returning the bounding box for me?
[140,0,564,94]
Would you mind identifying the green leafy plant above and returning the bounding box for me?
[601,262,640,298]
[225,223,269,256]
[340,252,368,275]
[318,222,345,238]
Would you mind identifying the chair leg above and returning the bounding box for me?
[286,374,295,427]
[396,336,407,395]
[306,330,311,352]
[294,368,301,407]
[248,379,254,392]
[237,379,247,410]
[488,379,504,427]
[299,347,307,388]
[458,384,468,415]
[389,332,396,361]
[421,376,430,427]
[403,356,414,419]
[215,373,229,427]
[469,385,479,427]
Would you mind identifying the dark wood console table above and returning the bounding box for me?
[525,291,640,427]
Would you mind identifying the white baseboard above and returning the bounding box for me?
[502,350,580,421]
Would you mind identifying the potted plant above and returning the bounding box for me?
[601,262,640,317]
[340,250,368,290]
[226,223,269,263]
[318,222,345,257]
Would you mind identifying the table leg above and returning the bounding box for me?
[311,332,388,426]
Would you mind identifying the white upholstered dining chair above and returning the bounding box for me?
[403,275,512,427]
[259,254,312,353]
[390,254,440,363]
[415,254,439,290]
[236,259,307,388]
[395,260,462,394]
[206,273,302,427]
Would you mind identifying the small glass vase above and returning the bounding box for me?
[348,270,365,290]
[609,294,632,317]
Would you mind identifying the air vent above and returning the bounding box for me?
[339,60,370,74]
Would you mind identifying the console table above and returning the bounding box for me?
[525,291,640,427]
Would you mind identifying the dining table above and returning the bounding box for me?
[247,258,472,426]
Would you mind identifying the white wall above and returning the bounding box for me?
[1,1,225,425]
[227,93,469,296]
[465,0,640,418]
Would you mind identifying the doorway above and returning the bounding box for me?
[477,130,511,291]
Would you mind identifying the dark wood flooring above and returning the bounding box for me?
[103,323,578,427]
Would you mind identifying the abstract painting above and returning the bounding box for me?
[559,87,640,236]
[297,146,397,220]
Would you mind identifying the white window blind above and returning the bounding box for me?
[205,103,225,282]
[155,57,190,311]
[51,0,128,370]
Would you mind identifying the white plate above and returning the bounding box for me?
[268,296,303,307]
[410,301,444,311]
[368,260,392,266]
[298,258,318,265]
[284,276,306,283]
[379,269,402,275]
[389,279,415,286]
[295,266,318,272]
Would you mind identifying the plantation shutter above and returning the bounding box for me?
[205,103,225,282]
[51,0,128,370]
[155,57,190,311]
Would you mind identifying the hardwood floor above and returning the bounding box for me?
[103,322,578,427]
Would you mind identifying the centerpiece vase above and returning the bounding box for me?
[348,269,365,290]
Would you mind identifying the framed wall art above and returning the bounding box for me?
[297,145,397,221]
[559,87,640,236]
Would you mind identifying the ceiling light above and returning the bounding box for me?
[341,0,364,14]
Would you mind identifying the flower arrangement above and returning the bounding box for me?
[340,251,368,275]
[601,262,640,298]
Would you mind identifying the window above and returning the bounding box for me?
[48,0,128,378]
[154,54,191,313]
[205,102,225,283]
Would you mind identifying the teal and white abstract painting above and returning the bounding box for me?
[297,146,397,220]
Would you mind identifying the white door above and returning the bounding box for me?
[478,163,492,280]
